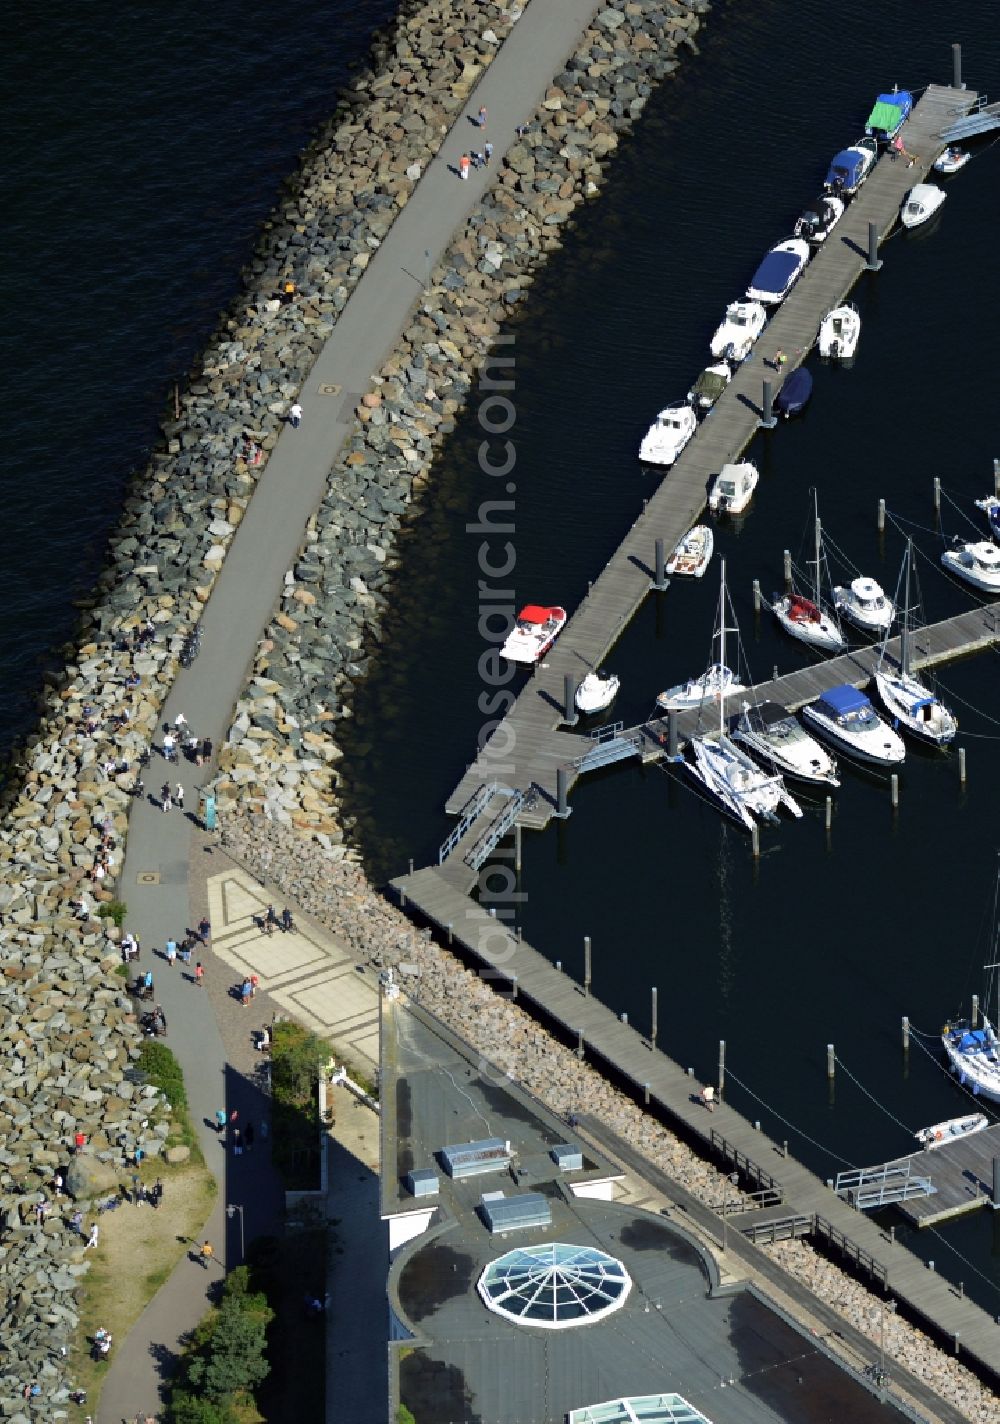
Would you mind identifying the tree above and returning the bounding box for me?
[168,1392,233,1424]
[272,1020,329,1102]
[186,1294,272,1402]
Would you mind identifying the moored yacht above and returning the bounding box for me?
[823,137,877,195]
[901,183,946,229]
[941,1019,1000,1104]
[974,494,1000,541]
[688,362,732,411]
[500,605,567,664]
[745,239,810,306]
[934,146,970,174]
[732,701,840,788]
[708,461,758,515]
[657,663,744,713]
[639,401,697,466]
[801,684,905,766]
[575,671,619,715]
[941,539,1000,593]
[794,194,844,244]
[865,88,913,140]
[874,541,957,746]
[709,301,767,362]
[832,576,894,634]
[666,524,713,579]
[773,592,844,652]
[818,305,860,360]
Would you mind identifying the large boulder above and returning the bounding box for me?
[65,1153,118,1202]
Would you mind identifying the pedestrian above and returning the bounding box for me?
[70,1210,83,1234]
[151,1178,164,1209]
[244,1122,255,1152]
[160,784,172,814]
[53,1172,64,1196]
[74,1130,87,1151]
[229,1108,239,1127]
[266,903,279,934]
[194,961,205,988]
[202,737,213,764]
[215,1109,227,1133]
[477,104,487,127]
[165,939,177,968]
[143,970,154,1000]
[515,122,528,137]
[85,1224,99,1250]
[459,153,471,181]
[250,973,259,998]
[179,937,193,965]
[199,1240,214,1269]
[773,349,787,368]
[131,1174,142,1203]
[484,141,494,165]
[280,906,293,933]
[240,978,252,1008]
[289,402,303,428]
[232,1127,243,1156]
[471,150,484,170]
[162,732,175,762]
[198,916,211,943]
[175,782,185,809]
[174,712,187,734]
[700,1085,716,1112]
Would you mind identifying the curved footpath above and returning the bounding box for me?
[98,0,629,1417]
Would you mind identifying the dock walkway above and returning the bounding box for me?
[444,83,978,847]
[388,866,1000,1383]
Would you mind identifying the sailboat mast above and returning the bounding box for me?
[901,539,912,676]
[813,492,822,606]
[718,560,726,736]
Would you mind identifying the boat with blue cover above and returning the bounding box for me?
[745,238,810,306]
[942,1023,1000,1103]
[823,137,878,195]
[775,367,812,418]
[801,683,905,766]
[865,89,913,140]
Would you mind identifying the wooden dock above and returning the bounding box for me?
[388,865,1000,1383]
[893,1126,1000,1228]
[443,83,978,852]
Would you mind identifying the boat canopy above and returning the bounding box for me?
[788,594,820,622]
[693,368,728,399]
[819,684,869,716]
[825,149,865,188]
[749,250,800,294]
[745,701,792,731]
[518,605,551,624]
[958,1029,989,1050]
[776,367,813,411]
[867,99,903,133]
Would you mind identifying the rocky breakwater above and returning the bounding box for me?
[211,0,709,830]
[222,813,997,1423]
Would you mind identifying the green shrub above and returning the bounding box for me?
[398,1407,417,1424]
[137,1040,188,1112]
[271,1021,329,1103]
[98,900,128,927]
[270,1021,327,1191]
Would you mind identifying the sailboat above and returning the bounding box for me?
[942,863,1000,1103]
[685,562,802,832]
[874,540,957,746]
[772,494,845,652]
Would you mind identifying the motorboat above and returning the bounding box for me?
[934,146,970,174]
[801,684,905,766]
[975,494,1000,541]
[708,462,758,515]
[745,239,811,306]
[941,539,1000,593]
[832,576,894,635]
[915,1113,988,1151]
[688,362,732,411]
[657,663,745,713]
[666,524,713,579]
[941,1020,1000,1103]
[818,305,860,360]
[773,592,844,652]
[775,367,812,418]
[639,401,697,466]
[709,301,768,362]
[824,137,878,195]
[575,671,620,715]
[772,494,845,652]
[865,88,913,141]
[874,540,957,747]
[901,183,946,229]
[732,701,840,788]
[794,194,845,244]
[500,604,567,664]
[683,562,801,831]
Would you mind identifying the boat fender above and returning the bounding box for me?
[934,1130,943,1141]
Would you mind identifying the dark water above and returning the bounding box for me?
[340,4,1000,1312]
[1,0,396,748]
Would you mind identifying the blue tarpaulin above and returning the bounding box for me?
[819,684,870,717]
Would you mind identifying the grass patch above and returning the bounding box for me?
[136,1041,203,1160]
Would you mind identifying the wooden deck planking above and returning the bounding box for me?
[895,1126,1000,1227]
[390,863,1000,1371]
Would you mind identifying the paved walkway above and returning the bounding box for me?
[104,0,607,1415]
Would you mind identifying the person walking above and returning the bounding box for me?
[280,906,294,933]
[477,104,487,127]
[240,978,252,1008]
[215,1109,227,1134]
[165,938,177,968]
[162,732,176,762]
[85,1224,99,1250]
[194,960,205,988]
[288,402,303,428]
[198,916,211,943]
[232,1127,243,1157]
[175,782,185,809]
[459,153,471,181]
[151,1179,164,1209]
[173,712,187,734]
[198,1240,214,1269]
[160,784,172,814]
[201,737,213,765]
[484,140,494,165]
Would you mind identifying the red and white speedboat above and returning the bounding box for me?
[501,605,567,664]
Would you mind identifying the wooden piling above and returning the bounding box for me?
[959,746,967,785]
[827,1043,836,1079]
[583,935,592,996]
[878,498,886,533]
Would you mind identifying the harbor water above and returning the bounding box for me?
[9,0,1000,1315]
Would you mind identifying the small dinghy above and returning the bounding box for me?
[688,362,732,411]
[708,462,758,515]
[901,183,946,229]
[666,524,713,578]
[794,194,845,244]
[575,671,620,715]
[818,305,860,360]
[775,367,812,418]
[657,663,745,713]
[934,146,970,174]
[915,1113,988,1151]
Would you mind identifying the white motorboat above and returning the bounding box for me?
[874,541,957,747]
[794,194,845,244]
[942,1018,1000,1104]
[732,700,840,788]
[901,183,946,229]
[941,539,1000,593]
[500,604,567,664]
[745,238,811,306]
[666,524,713,579]
[656,662,744,713]
[934,146,970,174]
[832,576,894,635]
[708,462,758,516]
[915,1113,988,1151]
[709,301,768,362]
[575,671,620,715]
[772,495,845,652]
[801,683,905,766]
[685,563,801,830]
[688,362,732,411]
[639,401,697,466]
[818,305,860,360]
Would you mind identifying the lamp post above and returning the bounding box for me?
[226,1203,245,1263]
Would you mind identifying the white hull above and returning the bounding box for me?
[801,700,906,767]
[818,306,860,360]
[901,183,946,229]
[709,463,758,516]
[666,525,714,579]
[874,670,957,746]
[575,673,619,715]
[942,1018,1000,1103]
[942,542,1000,593]
[773,595,844,652]
[639,402,697,465]
[832,578,894,635]
[733,706,840,788]
[709,302,767,363]
[934,148,969,174]
[500,606,567,664]
[657,663,745,713]
[915,1113,989,1151]
[687,734,800,832]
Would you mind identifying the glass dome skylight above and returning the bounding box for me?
[477,1243,631,1329]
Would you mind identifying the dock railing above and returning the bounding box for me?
[709,1129,781,1193]
[814,1214,890,1291]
